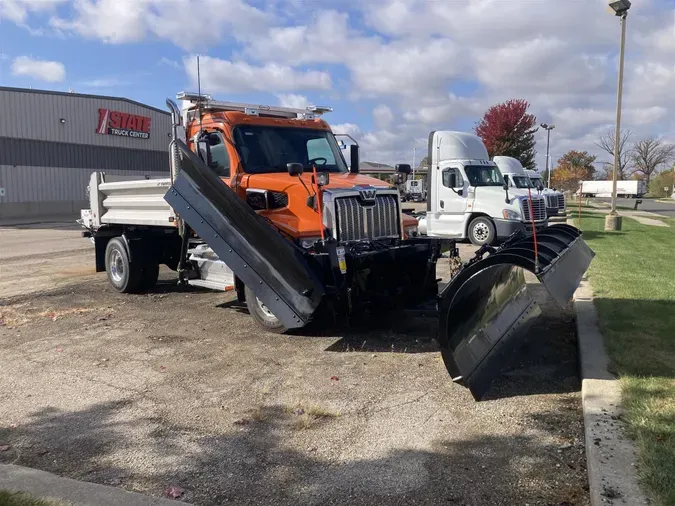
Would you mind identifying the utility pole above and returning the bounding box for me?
[606,0,630,231]
[541,123,555,188]
[412,147,416,180]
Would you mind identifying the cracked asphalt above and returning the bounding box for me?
[0,222,589,506]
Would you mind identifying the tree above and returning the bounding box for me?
[594,128,632,180]
[474,99,538,169]
[631,137,675,187]
[648,167,675,197]
[550,150,597,192]
[418,156,429,169]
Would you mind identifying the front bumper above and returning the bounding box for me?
[494,219,548,239]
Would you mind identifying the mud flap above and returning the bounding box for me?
[438,224,595,399]
[164,140,325,330]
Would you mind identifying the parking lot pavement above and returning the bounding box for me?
[0,222,95,298]
[0,228,589,506]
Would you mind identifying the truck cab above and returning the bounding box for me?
[177,93,419,244]
[524,169,566,216]
[418,131,548,246]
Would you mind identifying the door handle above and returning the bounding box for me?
[440,200,444,209]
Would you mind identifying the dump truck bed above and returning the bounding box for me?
[83,172,175,229]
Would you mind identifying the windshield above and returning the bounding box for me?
[530,176,543,187]
[233,125,348,174]
[512,176,534,189]
[464,165,505,187]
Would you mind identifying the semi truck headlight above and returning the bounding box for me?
[299,237,322,249]
[404,225,419,238]
[502,209,520,220]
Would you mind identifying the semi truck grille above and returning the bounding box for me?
[521,198,547,222]
[557,194,566,211]
[546,194,558,209]
[335,195,399,242]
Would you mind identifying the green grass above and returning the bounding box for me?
[0,491,69,506]
[573,212,675,506]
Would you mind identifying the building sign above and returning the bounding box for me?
[97,109,151,139]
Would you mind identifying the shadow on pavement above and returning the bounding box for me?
[0,398,588,506]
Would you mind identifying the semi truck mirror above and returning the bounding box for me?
[287,162,304,176]
[350,145,360,173]
[457,189,463,196]
[395,164,412,175]
[537,184,544,192]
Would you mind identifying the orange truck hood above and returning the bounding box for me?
[239,171,416,238]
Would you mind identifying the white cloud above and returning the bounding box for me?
[11,56,65,82]
[372,105,394,129]
[50,0,268,49]
[0,0,66,24]
[276,94,310,109]
[158,57,181,69]
[183,55,331,93]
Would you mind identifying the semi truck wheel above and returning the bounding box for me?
[244,286,287,334]
[105,238,143,293]
[468,217,496,246]
[139,263,159,291]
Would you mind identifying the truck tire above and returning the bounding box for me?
[139,262,159,291]
[468,217,496,246]
[105,237,143,293]
[244,285,287,334]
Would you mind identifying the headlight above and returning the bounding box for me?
[299,236,322,249]
[502,209,520,220]
[404,225,419,238]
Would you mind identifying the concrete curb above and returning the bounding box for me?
[570,217,649,505]
[0,464,190,506]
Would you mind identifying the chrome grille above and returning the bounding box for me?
[546,194,558,209]
[521,197,547,222]
[335,194,399,242]
[557,194,566,211]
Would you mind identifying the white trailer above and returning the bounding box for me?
[579,180,647,198]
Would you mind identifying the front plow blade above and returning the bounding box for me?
[438,224,595,400]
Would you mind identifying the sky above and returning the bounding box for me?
[1,0,675,170]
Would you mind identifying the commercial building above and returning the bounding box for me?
[0,87,172,220]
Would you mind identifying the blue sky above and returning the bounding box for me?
[1,0,675,168]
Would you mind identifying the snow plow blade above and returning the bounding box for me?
[164,140,325,329]
[438,224,595,400]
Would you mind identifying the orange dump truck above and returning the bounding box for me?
[80,92,594,399]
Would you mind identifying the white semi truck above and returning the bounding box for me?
[578,180,647,198]
[417,132,548,246]
[492,156,565,217]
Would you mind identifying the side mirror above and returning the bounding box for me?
[197,138,212,167]
[350,145,360,174]
[287,162,304,176]
[537,184,544,192]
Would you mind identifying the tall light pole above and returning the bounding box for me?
[605,0,630,231]
[412,147,417,180]
[541,123,555,188]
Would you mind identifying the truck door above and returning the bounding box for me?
[427,166,468,237]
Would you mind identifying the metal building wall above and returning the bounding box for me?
[0,87,172,220]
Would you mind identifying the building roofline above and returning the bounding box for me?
[0,86,170,115]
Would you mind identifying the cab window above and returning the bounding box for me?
[307,138,337,165]
[207,132,230,177]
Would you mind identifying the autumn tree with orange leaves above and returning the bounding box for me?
[550,150,597,192]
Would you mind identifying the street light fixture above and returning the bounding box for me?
[605,0,630,231]
[541,123,555,188]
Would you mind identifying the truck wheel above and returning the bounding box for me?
[468,217,496,246]
[139,263,159,291]
[105,238,143,293]
[244,286,287,334]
